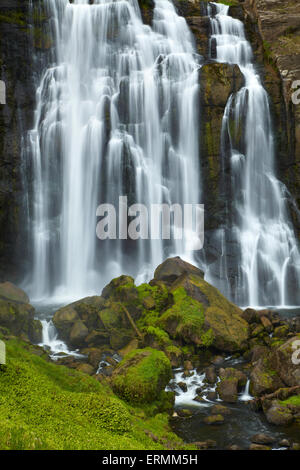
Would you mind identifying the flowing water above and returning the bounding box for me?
[205,3,300,307]
[24,0,300,308]
[25,0,201,303]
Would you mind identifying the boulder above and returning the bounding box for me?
[111,348,172,404]
[210,404,231,416]
[217,377,238,403]
[203,414,225,425]
[0,282,29,303]
[249,444,271,451]
[0,294,42,343]
[69,320,89,348]
[219,367,247,389]
[270,336,300,387]
[153,256,204,285]
[159,272,249,352]
[250,355,284,397]
[251,433,276,445]
[264,401,294,426]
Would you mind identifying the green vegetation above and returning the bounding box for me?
[111,348,172,404]
[0,337,189,450]
[160,287,214,347]
[280,395,300,407]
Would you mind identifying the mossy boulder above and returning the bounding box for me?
[159,270,249,352]
[111,348,172,404]
[0,283,42,343]
[0,282,29,303]
[250,353,284,397]
[270,336,300,387]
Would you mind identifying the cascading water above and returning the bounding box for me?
[25,0,201,302]
[205,3,300,307]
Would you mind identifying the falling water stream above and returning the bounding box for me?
[26,0,201,304]
[23,0,300,358]
[205,3,300,307]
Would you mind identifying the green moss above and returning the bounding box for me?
[159,287,214,347]
[111,348,172,404]
[0,12,26,27]
[0,337,186,450]
[280,395,300,407]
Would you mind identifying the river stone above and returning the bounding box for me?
[203,414,225,425]
[211,404,231,416]
[217,377,238,403]
[251,433,276,445]
[249,444,271,450]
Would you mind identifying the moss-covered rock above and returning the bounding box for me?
[111,348,172,404]
[0,290,42,343]
[159,270,249,352]
[0,282,29,303]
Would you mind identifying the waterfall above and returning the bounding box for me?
[25,0,201,302]
[205,3,300,307]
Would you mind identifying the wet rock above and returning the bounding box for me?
[250,355,284,397]
[251,433,276,445]
[177,381,188,393]
[249,444,271,450]
[203,414,225,425]
[211,404,231,416]
[242,308,259,324]
[219,367,247,389]
[273,325,289,339]
[260,316,273,333]
[177,409,193,418]
[204,365,217,384]
[192,440,217,449]
[264,401,294,426]
[217,379,238,403]
[278,439,290,448]
[206,390,217,401]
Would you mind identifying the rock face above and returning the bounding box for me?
[111,348,172,404]
[0,1,50,281]
[0,282,42,342]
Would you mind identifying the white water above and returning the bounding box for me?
[206,3,300,307]
[168,367,252,406]
[26,0,201,302]
[39,319,84,359]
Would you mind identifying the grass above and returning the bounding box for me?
[0,336,192,450]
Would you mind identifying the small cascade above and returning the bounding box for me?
[205,3,300,307]
[39,319,83,359]
[239,379,253,402]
